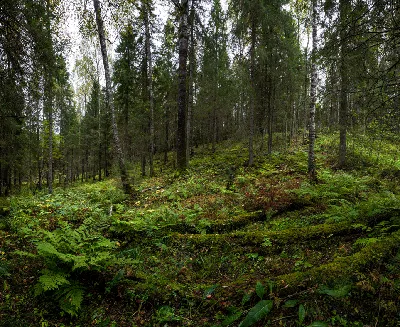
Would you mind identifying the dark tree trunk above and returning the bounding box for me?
[308,0,317,181]
[47,90,53,194]
[45,0,53,194]
[177,0,189,171]
[248,21,256,166]
[267,76,273,155]
[144,1,155,176]
[187,1,195,160]
[338,0,349,168]
[93,0,132,194]
[164,103,170,164]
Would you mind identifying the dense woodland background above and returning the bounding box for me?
[1,0,400,326]
[0,0,398,194]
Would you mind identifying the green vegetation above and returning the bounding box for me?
[1,135,400,326]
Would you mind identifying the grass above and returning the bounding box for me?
[1,134,400,326]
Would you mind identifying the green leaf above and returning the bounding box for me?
[255,281,265,299]
[283,299,298,308]
[221,310,242,326]
[38,270,70,291]
[307,322,328,327]
[318,285,351,298]
[239,300,273,327]
[58,283,85,316]
[298,304,306,324]
[241,292,252,305]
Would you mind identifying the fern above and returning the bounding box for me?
[354,237,379,248]
[57,282,85,317]
[17,218,133,316]
[35,270,70,294]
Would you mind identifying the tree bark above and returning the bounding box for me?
[187,0,195,160]
[45,0,53,194]
[308,0,317,182]
[143,1,155,177]
[177,0,189,171]
[93,0,131,194]
[248,20,256,166]
[338,0,349,168]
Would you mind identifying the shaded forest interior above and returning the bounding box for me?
[0,0,399,326]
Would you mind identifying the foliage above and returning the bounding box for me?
[16,219,132,316]
[238,282,273,327]
[2,135,400,326]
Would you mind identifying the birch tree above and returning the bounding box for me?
[93,0,131,194]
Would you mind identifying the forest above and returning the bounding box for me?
[0,0,399,326]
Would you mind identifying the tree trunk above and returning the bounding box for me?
[45,0,53,194]
[144,1,155,177]
[177,0,189,171]
[47,86,54,194]
[187,1,195,160]
[248,20,256,166]
[338,0,349,168]
[267,76,273,155]
[93,0,132,194]
[308,0,317,181]
[164,102,170,164]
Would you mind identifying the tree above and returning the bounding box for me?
[196,0,232,152]
[176,0,190,171]
[308,0,317,181]
[153,18,177,165]
[338,0,350,168]
[142,0,156,176]
[93,0,131,194]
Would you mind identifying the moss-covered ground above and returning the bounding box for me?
[1,134,400,326]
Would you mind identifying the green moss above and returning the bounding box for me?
[275,230,400,293]
[172,222,364,248]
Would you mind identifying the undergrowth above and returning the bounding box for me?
[0,134,399,326]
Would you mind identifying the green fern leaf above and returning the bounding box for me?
[38,270,70,291]
[58,283,85,316]
[37,242,61,257]
[71,254,89,270]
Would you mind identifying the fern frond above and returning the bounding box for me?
[71,254,89,271]
[38,269,70,291]
[57,283,85,316]
[14,250,37,258]
[37,242,62,257]
[354,237,379,247]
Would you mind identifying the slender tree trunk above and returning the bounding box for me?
[338,0,349,168]
[248,21,256,166]
[303,36,310,142]
[212,103,217,153]
[308,0,317,181]
[45,0,53,194]
[187,1,195,160]
[38,124,43,190]
[144,1,155,176]
[47,89,53,194]
[177,0,189,170]
[93,0,131,194]
[164,103,170,164]
[267,77,273,155]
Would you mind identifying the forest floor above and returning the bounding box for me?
[1,134,400,327]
